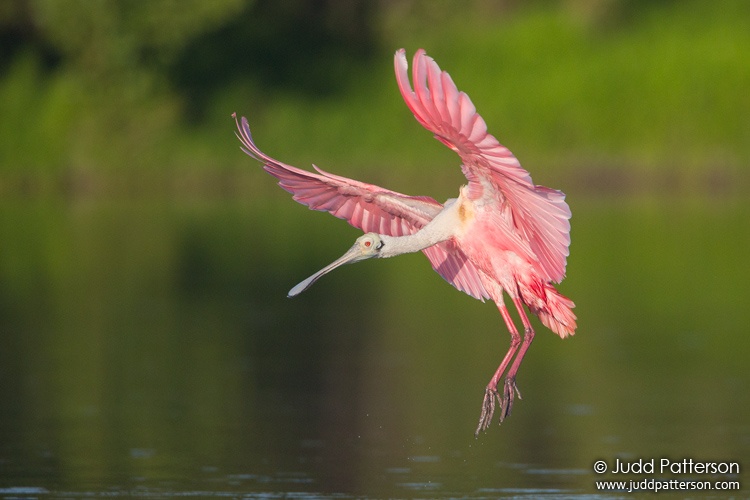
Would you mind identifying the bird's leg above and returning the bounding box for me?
[498,297,536,422]
[475,303,521,436]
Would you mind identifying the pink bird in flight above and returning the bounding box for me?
[234,49,576,435]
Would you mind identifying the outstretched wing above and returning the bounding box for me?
[394,49,571,283]
[234,114,489,300]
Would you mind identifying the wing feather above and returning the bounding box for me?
[234,114,489,300]
[394,49,571,283]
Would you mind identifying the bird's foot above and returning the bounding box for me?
[475,387,499,436]
[475,378,523,436]
[499,377,522,422]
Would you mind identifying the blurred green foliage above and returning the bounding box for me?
[1,3,749,493]
[0,0,748,193]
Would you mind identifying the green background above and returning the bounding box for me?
[1,1,748,497]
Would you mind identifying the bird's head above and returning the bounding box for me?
[288,233,384,297]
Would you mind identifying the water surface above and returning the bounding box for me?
[0,195,747,498]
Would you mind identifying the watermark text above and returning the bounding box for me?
[593,458,740,494]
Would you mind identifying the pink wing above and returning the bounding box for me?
[394,49,571,283]
[234,114,489,301]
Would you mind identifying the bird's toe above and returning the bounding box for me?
[475,387,499,436]
[499,377,521,422]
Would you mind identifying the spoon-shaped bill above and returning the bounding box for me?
[287,243,366,297]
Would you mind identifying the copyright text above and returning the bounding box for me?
[593,458,739,475]
[592,457,741,494]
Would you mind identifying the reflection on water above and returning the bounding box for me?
[0,196,747,498]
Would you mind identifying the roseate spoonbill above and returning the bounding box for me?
[234,49,576,435]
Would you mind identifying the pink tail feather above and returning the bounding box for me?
[520,281,577,338]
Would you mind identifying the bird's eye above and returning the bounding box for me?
[364,240,371,248]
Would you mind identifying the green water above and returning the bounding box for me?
[0,194,747,498]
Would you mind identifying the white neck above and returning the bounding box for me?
[379,233,436,257]
[378,202,459,258]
